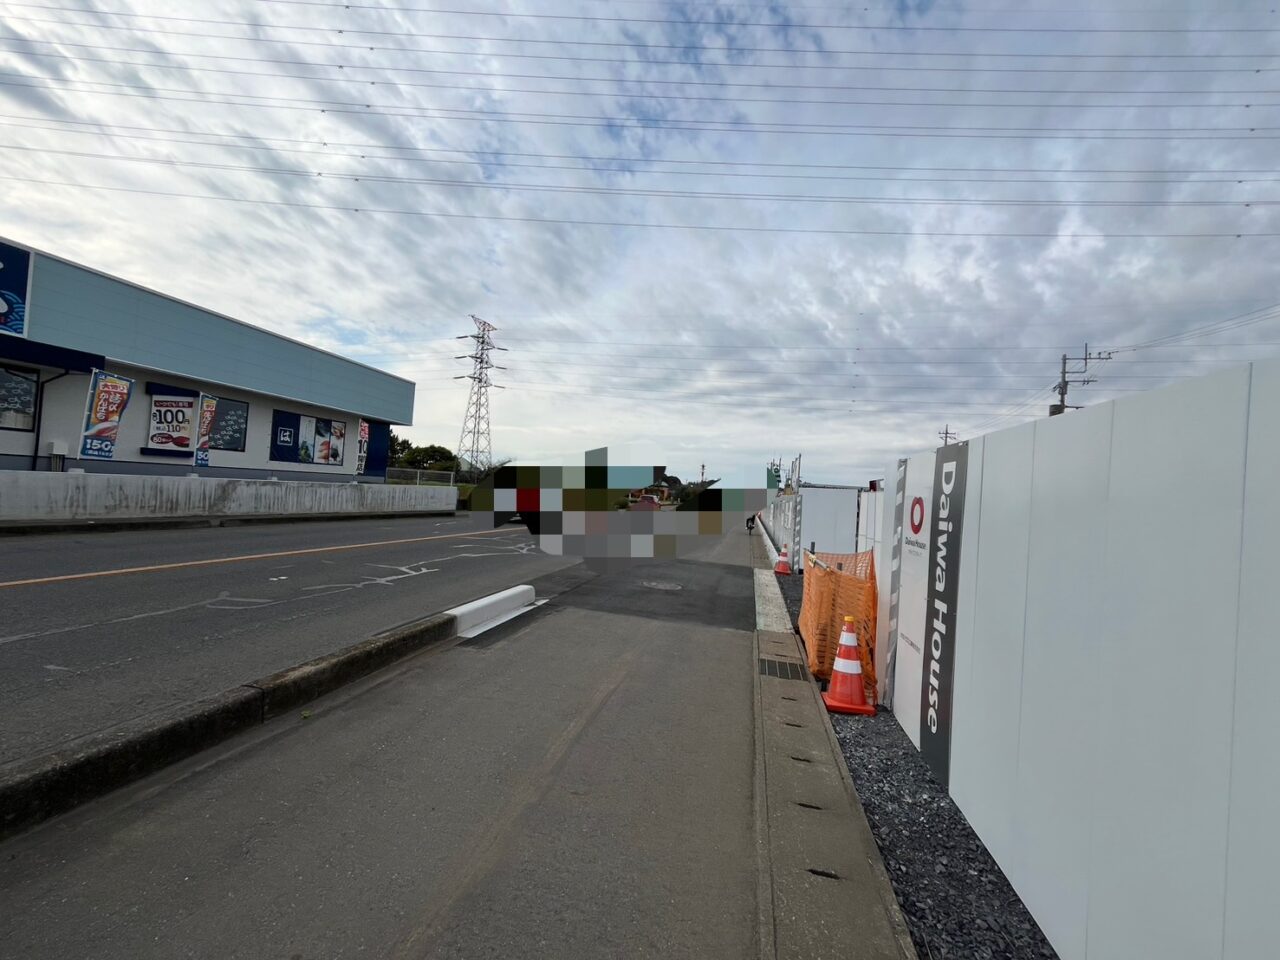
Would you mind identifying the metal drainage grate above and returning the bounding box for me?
[758,658,808,682]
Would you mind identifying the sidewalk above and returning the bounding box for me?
[0,530,910,959]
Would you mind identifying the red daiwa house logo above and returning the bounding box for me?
[910,496,925,535]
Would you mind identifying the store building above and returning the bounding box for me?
[0,236,412,481]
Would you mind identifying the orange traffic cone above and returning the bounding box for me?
[775,542,792,575]
[822,617,875,716]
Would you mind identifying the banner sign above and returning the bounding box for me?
[919,441,969,788]
[79,369,135,460]
[270,409,346,465]
[356,419,369,475]
[0,240,31,338]
[891,451,936,747]
[883,458,909,707]
[147,394,196,451]
[194,394,218,466]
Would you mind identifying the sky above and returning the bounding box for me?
[1,0,1277,486]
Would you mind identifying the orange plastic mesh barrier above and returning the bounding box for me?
[798,550,878,700]
[811,551,873,580]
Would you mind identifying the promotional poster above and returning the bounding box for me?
[270,409,346,466]
[356,420,369,475]
[194,395,218,466]
[0,240,31,338]
[146,394,196,451]
[79,370,135,460]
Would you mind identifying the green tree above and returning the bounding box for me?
[398,443,456,469]
[389,431,413,467]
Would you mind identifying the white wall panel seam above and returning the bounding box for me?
[1218,363,1254,960]
[961,438,987,751]
[1083,399,1117,960]
[1010,421,1038,844]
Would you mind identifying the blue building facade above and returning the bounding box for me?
[0,236,412,481]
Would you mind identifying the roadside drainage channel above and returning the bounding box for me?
[754,627,917,960]
[769,569,1056,960]
[0,584,540,841]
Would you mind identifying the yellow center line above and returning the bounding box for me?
[0,527,517,589]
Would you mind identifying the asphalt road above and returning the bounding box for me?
[0,530,759,960]
[0,513,575,766]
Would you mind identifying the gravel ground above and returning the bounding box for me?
[775,572,1060,960]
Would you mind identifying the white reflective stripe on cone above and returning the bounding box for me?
[838,632,859,647]
[833,657,863,675]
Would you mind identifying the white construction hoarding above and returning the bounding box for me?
[878,357,1280,960]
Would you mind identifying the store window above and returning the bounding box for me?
[0,364,37,431]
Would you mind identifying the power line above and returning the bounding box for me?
[215,0,1280,33]
[385,355,1216,379]
[1108,302,1280,350]
[6,4,1276,55]
[7,34,1279,95]
[12,142,1279,207]
[15,118,1280,187]
[12,46,1280,112]
[6,174,1276,239]
[7,113,1276,178]
[7,15,1277,73]
[485,380,1060,410]
[9,73,1280,139]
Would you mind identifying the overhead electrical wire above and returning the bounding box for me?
[196,0,1280,33]
[1107,302,1280,351]
[477,380,1056,411]
[5,34,1277,95]
[7,3,1277,54]
[7,74,1280,140]
[14,119,1280,187]
[6,15,1276,73]
[12,172,1275,238]
[10,142,1277,208]
[9,46,1280,112]
[5,113,1274,179]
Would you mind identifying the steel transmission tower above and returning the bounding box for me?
[454,315,506,478]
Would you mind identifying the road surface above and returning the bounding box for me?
[0,514,574,765]
[0,530,759,960]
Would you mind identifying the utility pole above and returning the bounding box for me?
[454,315,506,479]
[700,463,705,484]
[1050,342,1112,416]
[938,424,957,445]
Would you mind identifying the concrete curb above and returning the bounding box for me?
[760,517,782,567]
[0,585,532,841]
[446,584,536,635]
[0,510,457,537]
[0,687,266,842]
[250,613,456,721]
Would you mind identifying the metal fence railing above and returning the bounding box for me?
[385,467,456,486]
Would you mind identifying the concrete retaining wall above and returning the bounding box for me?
[0,470,456,524]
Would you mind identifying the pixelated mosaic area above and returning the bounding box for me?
[470,449,769,558]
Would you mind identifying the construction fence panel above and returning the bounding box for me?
[881,358,1278,960]
[798,550,877,701]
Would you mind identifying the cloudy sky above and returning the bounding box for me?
[1,0,1277,485]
